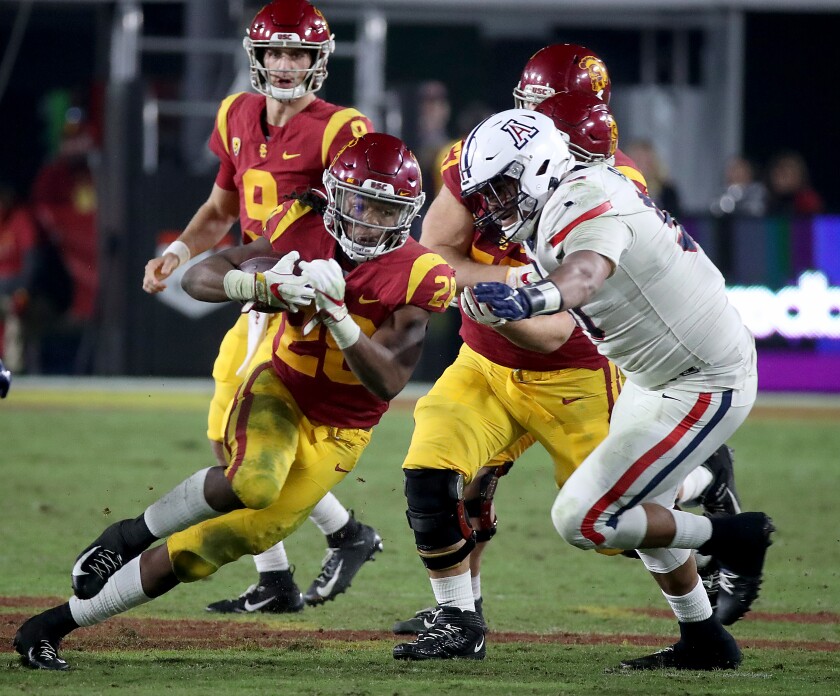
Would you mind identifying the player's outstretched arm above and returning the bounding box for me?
[142,185,240,294]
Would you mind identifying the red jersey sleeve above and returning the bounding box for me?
[209,93,246,191]
[321,109,375,167]
[403,251,456,313]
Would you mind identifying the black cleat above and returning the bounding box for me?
[393,606,486,660]
[72,519,146,600]
[206,569,304,614]
[393,597,485,635]
[697,556,720,612]
[14,614,70,671]
[699,445,741,517]
[620,635,742,671]
[716,569,762,625]
[700,512,775,624]
[304,518,383,606]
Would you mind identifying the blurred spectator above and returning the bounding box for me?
[29,106,99,373]
[0,183,38,369]
[415,81,452,195]
[624,139,682,218]
[765,150,824,216]
[709,156,768,217]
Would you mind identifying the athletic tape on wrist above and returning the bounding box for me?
[223,269,256,302]
[519,279,563,316]
[329,315,361,349]
[162,240,191,268]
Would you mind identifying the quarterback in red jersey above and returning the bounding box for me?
[392,46,741,660]
[140,1,380,615]
[15,134,454,672]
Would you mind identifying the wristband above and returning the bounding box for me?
[519,278,563,316]
[223,270,256,302]
[328,315,361,349]
[162,240,191,268]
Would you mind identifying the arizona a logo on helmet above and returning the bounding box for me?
[501,119,540,150]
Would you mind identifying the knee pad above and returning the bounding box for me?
[464,461,513,542]
[636,547,692,574]
[232,472,282,510]
[550,491,594,550]
[170,548,220,583]
[404,469,475,571]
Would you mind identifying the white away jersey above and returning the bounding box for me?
[532,162,755,391]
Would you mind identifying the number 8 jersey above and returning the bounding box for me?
[532,162,754,392]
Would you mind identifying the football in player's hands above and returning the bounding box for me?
[237,256,290,313]
[237,253,315,313]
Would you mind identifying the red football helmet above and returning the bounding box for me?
[323,133,425,262]
[243,0,335,101]
[513,44,611,108]
[535,91,618,162]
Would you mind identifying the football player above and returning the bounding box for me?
[140,0,382,613]
[468,108,772,670]
[15,133,456,671]
[392,46,741,658]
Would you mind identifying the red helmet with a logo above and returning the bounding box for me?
[513,43,611,109]
[243,0,335,101]
[536,91,618,162]
[323,133,426,262]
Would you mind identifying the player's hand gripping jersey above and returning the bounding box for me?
[264,200,455,427]
[532,162,754,391]
[210,92,372,239]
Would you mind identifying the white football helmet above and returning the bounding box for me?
[460,109,575,244]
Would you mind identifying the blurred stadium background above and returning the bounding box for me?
[0,0,838,392]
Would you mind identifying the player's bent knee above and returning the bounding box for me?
[231,472,282,510]
[550,495,593,549]
[170,549,219,583]
[404,469,476,570]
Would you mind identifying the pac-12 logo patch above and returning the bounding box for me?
[501,119,540,150]
[232,137,241,157]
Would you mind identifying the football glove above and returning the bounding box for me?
[224,251,315,313]
[504,263,540,288]
[474,279,564,321]
[299,258,361,348]
[0,358,10,398]
[460,286,507,327]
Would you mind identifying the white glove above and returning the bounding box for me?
[460,285,507,327]
[260,251,316,312]
[505,263,540,289]
[299,258,361,348]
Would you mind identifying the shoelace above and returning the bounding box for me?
[88,550,123,579]
[238,583,260,599]
[414,623,464,645]
[313,548,339,585]
[35,639,60,660]
[718,569,739,594]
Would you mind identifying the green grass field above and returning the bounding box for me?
[1,381,839,695]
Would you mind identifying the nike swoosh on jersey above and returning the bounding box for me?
[71,546,101,577]
[243,596,277,612]
[358,296,380,304]
[282,151,301,160]
[474,636,485,652]
[316,560,344,597]
[561,396,583,405]
[335,463,351,473]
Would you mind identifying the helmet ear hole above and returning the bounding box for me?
[536,160,550,177]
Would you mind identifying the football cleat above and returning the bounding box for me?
[393,606,486,660]
[72,519,145,600]
[716,569,762,626]
[14,614,70,671]
[393,597,485,635]
[699,445,741,517]
[206,569,304,614]
[303,520,383,606]
[620,636,742,671]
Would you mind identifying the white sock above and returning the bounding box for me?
[254,542,290,573]
[309,492,350,536]
[471,573,482,601]
[607,505,648,549]
[68,556,151,627]
[144,468,218,539]
[677,467,714,506]
[430,570,475,612]
[670,510,713,548]
[662,575,713,622]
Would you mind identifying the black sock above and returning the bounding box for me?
[44,603,80,638]
[326,515,360,547]
[120,514,158,550]
[259,569,295,589]
[678,616,729,645]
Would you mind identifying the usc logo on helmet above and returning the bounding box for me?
[606,114,618,156]
[579,56,609,94]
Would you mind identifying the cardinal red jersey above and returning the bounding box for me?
[265,202,455,428]
[440,140,607,371]
[209,92,373,242]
